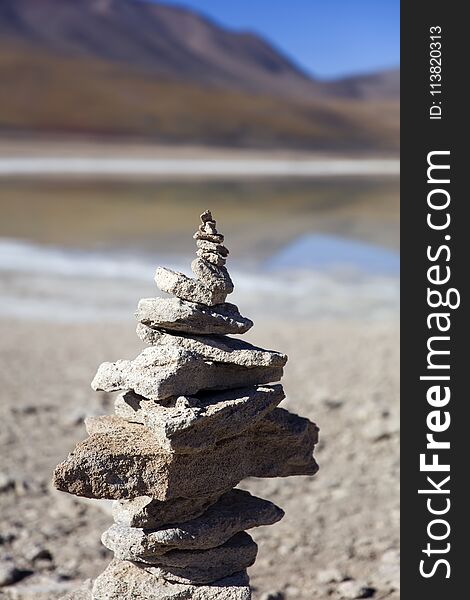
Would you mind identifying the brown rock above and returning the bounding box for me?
[52,408,319,500]
[114,385,285,453]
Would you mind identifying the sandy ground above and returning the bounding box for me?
[0,317,399,600]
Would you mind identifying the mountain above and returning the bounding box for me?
[330,69,400,101]
[0,0,324,99]
[0,0,399,151]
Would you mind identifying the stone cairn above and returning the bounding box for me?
[53,211,319,600]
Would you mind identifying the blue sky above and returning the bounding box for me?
[155,0,399,79]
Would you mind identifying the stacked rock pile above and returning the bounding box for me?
[53,211,319,599]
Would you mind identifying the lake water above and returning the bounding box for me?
[0,175,399,322]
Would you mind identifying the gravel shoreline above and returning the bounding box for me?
[0,317,399,599]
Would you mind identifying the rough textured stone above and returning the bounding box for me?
[102,489,283,559]
[114,385,285,453]
[152,213,234,306]
[52,209,320,599]
[128,532,257,584]
[91,346,283,402]
[196,239,229,257]
[193,231,224,244]
[112,493,224,529]
[53,408,318,500]
[92,560,251,600]
[199,210,217,228]
[155,266,228,305]
[196,248,226,266]
[136,328,287,368]
[135,297,252,335]
[191,259,233,294]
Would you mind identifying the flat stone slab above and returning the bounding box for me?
[91,346,283,401]
[136,328,287,368]
[102,489,283,559]
[114,384,285,453]
[155,267,229,305]
[129,532,257,584]
[135,297,253,335]
[194,231,224,244]
[196,239,229,257]
[53,408,319,500]
[113,493,223,529]
[92,561,251,599]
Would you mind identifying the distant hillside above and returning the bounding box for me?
[329,69,400,101]
[0,0,399,151]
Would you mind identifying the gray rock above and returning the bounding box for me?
[193,214,225,245]
[199,210,217,229]
[136,329,287,368]
[196,239,229,257]
[114,385,285,453]
[52,408,318,500]
[155,266,229,306]
[162,211,233,303]
[92,560,251,599]
[193,231,224,244]
[91,346,283,402]
[135,297,252,335]
[196,249,226,266]
[191,259,233,294]
[51,209,321,598]
[260,593,285,600]
[102,489,283,558]
[193,212,225,245]
[129,532,257,584]
[113,493,224,529]
[200,210,214,224]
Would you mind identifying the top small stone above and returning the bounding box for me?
[193,211,224,245]
[200,209,214,224]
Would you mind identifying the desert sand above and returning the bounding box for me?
[0,315,398,599]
